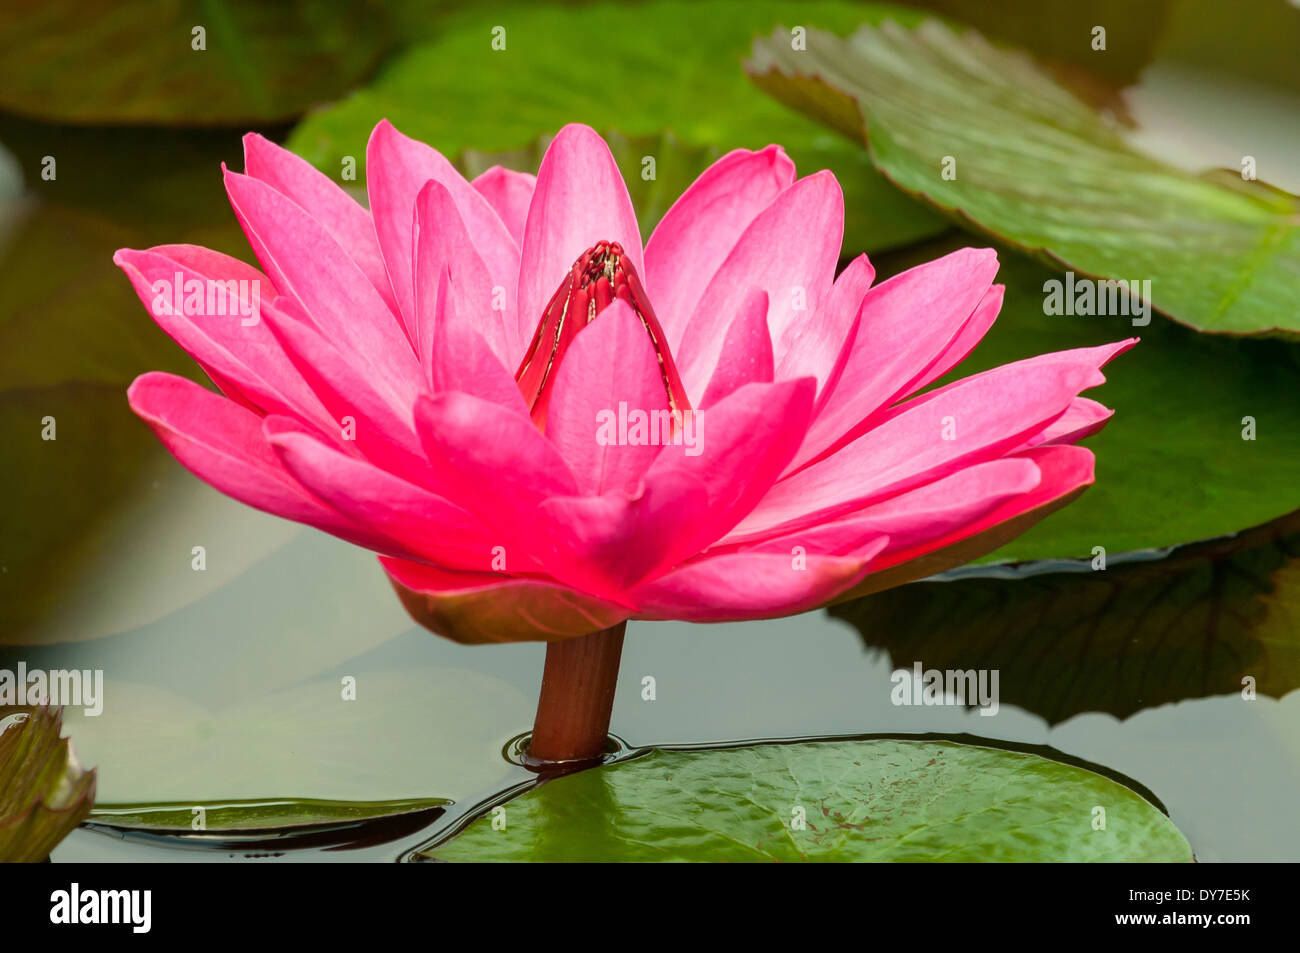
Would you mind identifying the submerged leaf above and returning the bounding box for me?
[833,510,1300,725]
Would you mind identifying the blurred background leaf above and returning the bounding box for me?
[286,0,948,255]
[833,510,1300,725]
[0,120,254,641]
[0,0,394,126]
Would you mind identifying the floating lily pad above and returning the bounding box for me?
[834,510,1300,724]
[747,19,1300,335]
[0,705,96,861]
[0,1,390,125]
[90,796,447,833]
[423,739,1192,862]
[872,238,1300,563]
[285,0,946,253]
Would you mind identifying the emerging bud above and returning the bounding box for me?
[515,241,690,429]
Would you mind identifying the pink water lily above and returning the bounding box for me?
[118,121,1130,760]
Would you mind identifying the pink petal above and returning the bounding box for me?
[700,289,773,409]
[643,145,795,348]
[870,444,1097,575]
[773,253,876,392]
[630,539,888,623]
[545,301,671,495]
[1016,397,1114,450]
[413,179,523,371]
[242,132,398,317]
[517,124,643,350]
[645,376,815,551]
[113,246,327,424]
[223,166,418,384]
[534,468,710,596]
[366,120,519,342]
[424,264,529,415]
[738,340,1135,538]
[383,556,630,644]
[676,171,843,399]
[414,391,578,562]
[265,417,492,570]
[127,372,365,542]
[792,247,999,472]
[260,296,428,478]
[721,457,1039,557]
[897,283,1004,399]
[471,165,536,245]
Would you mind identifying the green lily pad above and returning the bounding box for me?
[90,796,447,834]
[285,0,946,254]
[873,237,1300,563]
[0,705,96,862]
[0,0,390,125]
[422,739,1192,862]
[747,19,1300,335]
[833,510,1300,725]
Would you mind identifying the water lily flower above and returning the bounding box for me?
[117,122,1132,761]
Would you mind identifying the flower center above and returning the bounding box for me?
[515,241,690,429]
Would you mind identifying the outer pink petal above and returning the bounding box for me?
[265,417,492,570]
[517,124,643,348]
[366,120,519,342]
[382,556,631,645]
[1015,397,1113,450]
[471,165,536,245]
[545,301,669,495]
[414,179,522,371]
[738,340,1134,538]
[676,171,843,400]
[242,132,398,317]
[630,539,888,623]
[896,283,1004,400]
[849,445,1097,593]
[773,252,876,391]
[721,457,1040,557]
[127,372,366,542]
[643,145,795,348]
[113,246,328,425]
[700,289,773,409]
[223,166,418,385]
[792,247,999,471]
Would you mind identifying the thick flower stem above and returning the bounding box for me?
[528,621,627,765]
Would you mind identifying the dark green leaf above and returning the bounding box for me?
[91,796,448,833]
[0,1,391,125]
